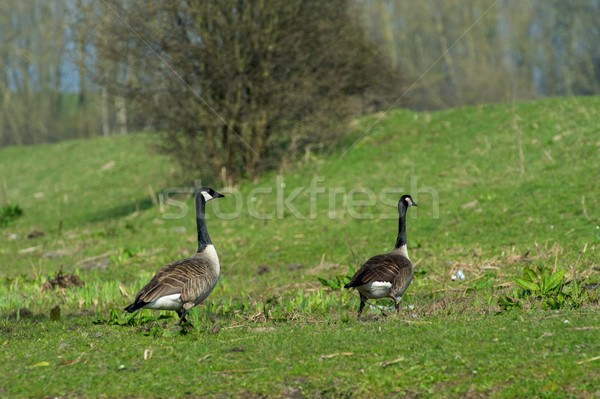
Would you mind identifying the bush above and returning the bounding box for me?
[95,0,404,181]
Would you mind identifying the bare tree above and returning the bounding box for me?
[94,0,403,181]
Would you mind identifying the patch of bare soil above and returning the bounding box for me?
[42,270,84,292]
[26,230,45,240]
[9,307,33,319]
[256,265,270,275]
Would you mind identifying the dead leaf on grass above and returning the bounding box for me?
[198,354,212,363]
[577,355,600,365]
[461,199,478,210]
[119,284,130,299]
[318,352,353,361]
[19,246,39,254]
[144,349,153,360]
[380,357,406,368]
[100,160,115,171]
[58,359,82,366]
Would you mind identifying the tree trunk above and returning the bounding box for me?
[101,87,110,136]
[114,95,127,135]
[204,126,223,172]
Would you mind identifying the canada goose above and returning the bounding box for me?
[345,194,417,318]
[124,187,224,325]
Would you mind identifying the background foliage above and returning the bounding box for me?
[2,1,600,179]
[94,0,402,180]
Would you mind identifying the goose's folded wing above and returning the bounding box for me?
[134,258,210,304]
[346,254,411,287]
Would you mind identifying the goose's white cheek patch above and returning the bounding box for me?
[357,281,392,299]
[201,191,214,202]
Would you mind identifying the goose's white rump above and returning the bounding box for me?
[357,281,392,299]
[144,293,182,311]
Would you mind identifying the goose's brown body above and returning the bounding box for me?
[345,250,413,301]
[124,187,224,324]
[125,247,219,314]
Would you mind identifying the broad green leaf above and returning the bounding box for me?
[522,267,538,283]
[497,294,521,311]
[542,298,559,310]
[562,281,581,296]
[545,270,566,292]
[514,277,539,292]
[540,270,550,292]
[562,284,573,294]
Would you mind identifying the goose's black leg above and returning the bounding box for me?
[178,309,193,326]
[357,294,367,319]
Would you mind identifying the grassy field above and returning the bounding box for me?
[1,96,600,397]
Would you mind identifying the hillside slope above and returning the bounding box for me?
[1,96,599,292]
[2,97,600,398]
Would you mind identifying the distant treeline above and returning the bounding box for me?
[1,0,599,176]
[357,0,600,109]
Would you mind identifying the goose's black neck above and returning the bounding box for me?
[394,202,408,249]
[195,193,212,253]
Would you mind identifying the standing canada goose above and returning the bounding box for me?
[345,194,417,318]
[124,187,224,325]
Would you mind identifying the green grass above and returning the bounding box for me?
[1,97,600,397]
[2,310,600,398]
